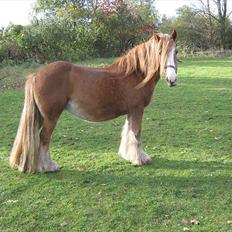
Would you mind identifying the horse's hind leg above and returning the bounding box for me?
[119,109,152,165]
[38,117,60,172]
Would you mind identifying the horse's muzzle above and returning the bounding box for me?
[169,81,176,87]
[166,78,177,87]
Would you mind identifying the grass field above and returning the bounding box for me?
[0,58,232,232]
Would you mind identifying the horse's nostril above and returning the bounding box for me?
[169,81,176,87]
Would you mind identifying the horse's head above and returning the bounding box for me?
[154,30,178,87]
[165,30,178,87]
[116,30,179,89]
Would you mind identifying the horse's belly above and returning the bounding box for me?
[65,100,93,121]
[65,100,122,122]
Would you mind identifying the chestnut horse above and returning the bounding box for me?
[10,31,178,173]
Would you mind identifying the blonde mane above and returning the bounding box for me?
[112,33,175,88]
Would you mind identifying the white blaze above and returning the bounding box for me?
[166,47,177,83]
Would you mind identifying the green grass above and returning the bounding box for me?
[0,57,232,232]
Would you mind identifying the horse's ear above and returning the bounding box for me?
[171,30,177,41]
[153,32,160,42]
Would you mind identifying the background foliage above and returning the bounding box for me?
[0,0,232,63]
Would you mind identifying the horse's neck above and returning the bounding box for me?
[106,62,124,73]
[142,73,160,107]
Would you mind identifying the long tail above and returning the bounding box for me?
[10,73,43,173]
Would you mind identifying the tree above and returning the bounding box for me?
[196,0,232,50]
[214,0,230,49]
[32,0,158,58]
[168,6,211,51]
[159,0,232,52]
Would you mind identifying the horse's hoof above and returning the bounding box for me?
[131,154,152,166]
[46,161,60,172]
[143,155,152,164]
[36,160,60,173]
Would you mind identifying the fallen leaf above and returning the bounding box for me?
[181,219,189,225]
[183,227,190,231]
[191,219,200,225]
[214,136,222,140]
[60,221,68,227]
[227,220,232,225]
[5,199,18,204]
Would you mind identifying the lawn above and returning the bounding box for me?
[0,57,232,232]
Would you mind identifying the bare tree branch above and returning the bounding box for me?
[227,10,232,17]
[194,7,219,21]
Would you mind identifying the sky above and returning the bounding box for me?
[0,0,231,27]
[156,0,199,17]
[0,0,35,27]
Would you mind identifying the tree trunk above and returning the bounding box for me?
[215,0,227,50]
[207,0,214,49]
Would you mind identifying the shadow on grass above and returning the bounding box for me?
[5,156,231,220]
[147,157,232,171]
[23,164,230,205]
[38,158,232,189]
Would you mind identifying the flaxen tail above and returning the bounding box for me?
[10,74,43,173]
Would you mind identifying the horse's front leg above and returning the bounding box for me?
[118,109,152,165]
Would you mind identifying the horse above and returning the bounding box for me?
[10,31,178,173]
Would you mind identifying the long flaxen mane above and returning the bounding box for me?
[111,33,175,88]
